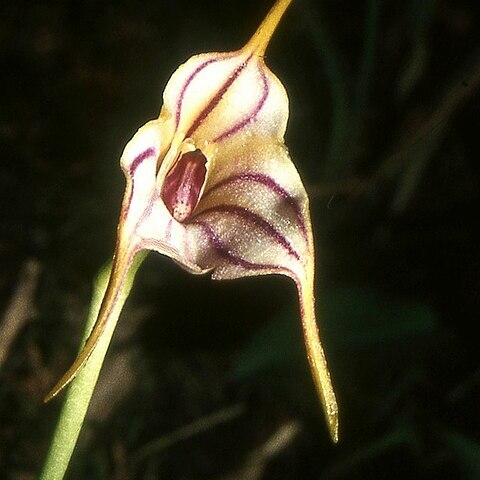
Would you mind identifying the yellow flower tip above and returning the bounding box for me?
[332,418,339,444]
[244,0,293,57]
[321,377,339,443]
[299,276,339,443]
[328,405,339,444]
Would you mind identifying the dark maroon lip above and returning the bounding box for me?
[162,149,208,222]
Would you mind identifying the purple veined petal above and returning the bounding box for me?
[202,171,309,239]
[184,55,252,139]
[175,57,222,129]
[195,141,310,253]
[191,220,296,278]
[212,68,270,143]
[178,138,310,284]
[177,56,288,146]
[159,38,289,155]
[163,52,242,138]
[191,204,301,260]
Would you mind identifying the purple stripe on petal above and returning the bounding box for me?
[213,68,270,142]
[186,56,252,138]
[191,204,300,260]
[175,58,219,129]
[194,221,293,275]
[202,172,308,238]
[129,147,156,175]
[123,147,156,219]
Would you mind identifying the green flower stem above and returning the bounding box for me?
[40,252,147,480]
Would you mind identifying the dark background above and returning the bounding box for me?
[1,0,479,478]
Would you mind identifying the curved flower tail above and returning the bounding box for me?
[44,248,136,402]
[298,273,339,443]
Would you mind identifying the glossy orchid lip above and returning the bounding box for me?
[162,149,208,222]
[45,0,339,443]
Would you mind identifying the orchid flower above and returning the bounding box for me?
[45,0,338,442]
